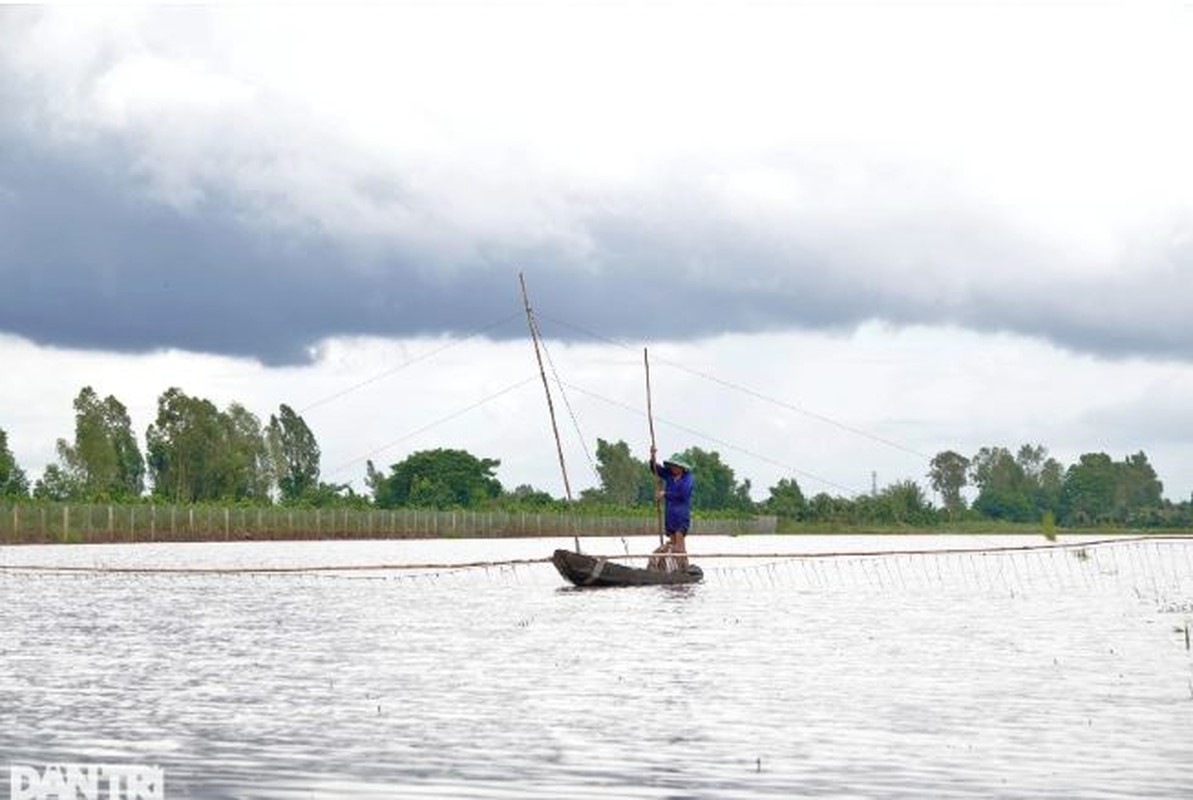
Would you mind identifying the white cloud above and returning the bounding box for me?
[8,322,1193,503]
[9,4,1192,258]
[92,54,256,124]
[4,4,1193,505]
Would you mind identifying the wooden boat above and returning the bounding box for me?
[552,549,703,587]
[521,278,700,588]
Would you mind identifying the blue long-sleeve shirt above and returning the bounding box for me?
[652,463,694,533]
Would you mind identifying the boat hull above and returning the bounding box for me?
[551,549,703,587]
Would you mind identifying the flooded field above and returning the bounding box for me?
[2,535,1191,798]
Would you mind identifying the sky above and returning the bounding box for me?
[2,2,1193,503]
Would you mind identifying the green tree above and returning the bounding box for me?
[1059,450,1163,526]
[675,446,754,512]
[1035,455,1065,518]
[0,427,30,498]
[370,448,503,509]
[969,445,1036,522]
[806,491,853,523]
[1114,451,1162,522]
[928,450,970,518]
[875,480,936,525]
[593,438,653,505]
[146,389,270,502]
[56,387,145,500]
[265,404,321,502]
[220,403,271,501]
[147,388,223,502]
[1016,444,1064,518]
[506,484,558,508]
[1059,452,1117,525]
[365,460,386,503]
[33,464,75,500]
[764,477,806,520]
[287,481,372,509]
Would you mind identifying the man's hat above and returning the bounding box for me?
[663,454,692,471]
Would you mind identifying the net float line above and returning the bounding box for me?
[704,536,1193,598]
[0,556,553,575]
[0,534,1188,575]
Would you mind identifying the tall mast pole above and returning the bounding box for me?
[519,273,578,550]
[644,348,665,547]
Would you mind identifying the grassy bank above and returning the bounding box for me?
[4,501,1187,545]
[773,518,1193,536]
[0,501,777,545]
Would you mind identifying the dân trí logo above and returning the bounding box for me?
[9,763,164,800]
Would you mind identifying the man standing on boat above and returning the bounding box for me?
[650,449,694,567]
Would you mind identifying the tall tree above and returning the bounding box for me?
[0,427,30,498]
[220,403,271,501]
[593,438,653,506]
[1114,451,1162,520]
[764,477,806,520]
[1059,450,1162,526]
[56,387,145,500]
[1016,444,1064,517]
[1059,452,1117,525]
[147,388,224,502]
[928,450,970,518]
[675,446,754,512]
[1035,455,1065,518]
[146,389,270,502]
[371,448,502,509]
[969,445,1033,521]
[265,404,321,502]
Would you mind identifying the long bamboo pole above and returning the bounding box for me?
[519,273,578,552]
[645,347,665,547]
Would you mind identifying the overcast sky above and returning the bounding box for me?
[3,3,1192,503]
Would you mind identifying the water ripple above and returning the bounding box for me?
[2,536,1191,798]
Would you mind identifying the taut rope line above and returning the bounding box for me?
[2,535,1188,576]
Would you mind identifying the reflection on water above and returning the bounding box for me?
[2,536,1191,799]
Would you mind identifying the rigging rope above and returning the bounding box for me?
[539,313,930,460]
[299,312,523,414]
[528,313,599,484]
[559,379,861,496]
[288,299,920,498]
[324,375,538,478]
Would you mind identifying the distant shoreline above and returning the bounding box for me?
[2,525,1189,547]
[3,500,1190,547]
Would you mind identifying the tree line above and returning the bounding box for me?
[927,445,1183,528]
[569,439,1193,528]
[0,387,346,506]
[2,386,1192,529]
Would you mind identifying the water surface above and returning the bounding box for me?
[2,535,1191,798]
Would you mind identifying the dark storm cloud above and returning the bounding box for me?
[0,139,520,364]
[0,132,878,365]
[4,3,1193,368]
[3,124,1193,366]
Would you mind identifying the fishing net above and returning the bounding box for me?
[2,536,1191,603]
